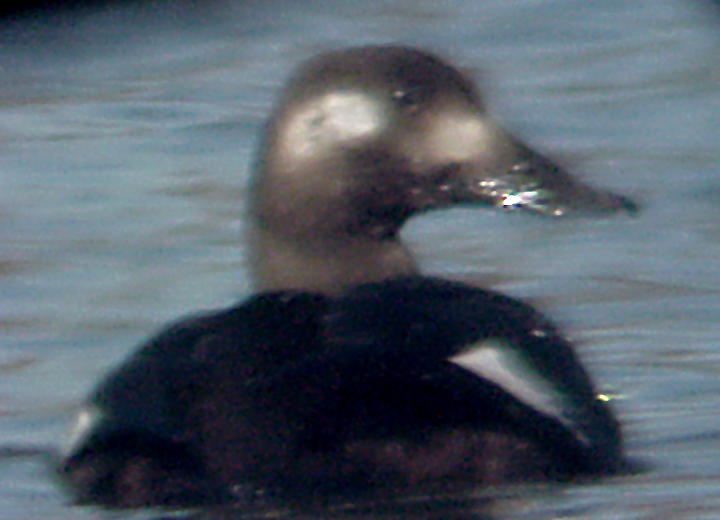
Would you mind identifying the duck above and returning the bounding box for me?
[57,45,636,508]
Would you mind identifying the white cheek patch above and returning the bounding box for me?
[448,338,586,444]
[281,92,384,159]
[418,111,503,166]
[324,92,384,140]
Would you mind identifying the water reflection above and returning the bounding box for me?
[176,485,524,520]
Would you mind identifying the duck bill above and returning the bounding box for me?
[455,137,638,216]
[411,110,637,216]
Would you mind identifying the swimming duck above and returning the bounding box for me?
[58,46,635,508]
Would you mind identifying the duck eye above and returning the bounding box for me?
[392,88,420,110]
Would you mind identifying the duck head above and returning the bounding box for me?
[251,46,636,294]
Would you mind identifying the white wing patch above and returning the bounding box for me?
[448,338,583,441]
[61,404,104,457]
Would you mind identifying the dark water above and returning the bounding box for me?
[1,0,719,518]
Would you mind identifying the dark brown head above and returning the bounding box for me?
[250,46,637,293]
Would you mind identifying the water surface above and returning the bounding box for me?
[1,1,719,518]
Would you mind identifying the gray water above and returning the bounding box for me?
[1,0,719,518]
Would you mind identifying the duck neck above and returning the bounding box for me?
[249,226,418,295]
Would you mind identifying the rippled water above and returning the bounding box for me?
[1,0,719,518]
